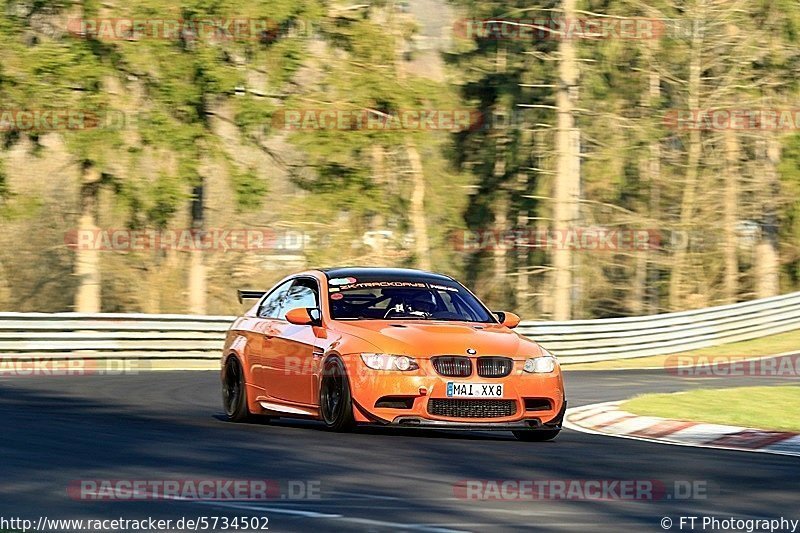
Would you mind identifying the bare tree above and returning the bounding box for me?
[74,163,102,313]
[552,0,581,320]
[188,182,207,314]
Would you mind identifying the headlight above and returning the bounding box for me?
[523,356,557,373]
[360,353,419,371]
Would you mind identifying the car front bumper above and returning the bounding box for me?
[341,354,566,428]
[386,401,566,431]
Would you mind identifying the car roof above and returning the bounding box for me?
[319,267,454,282]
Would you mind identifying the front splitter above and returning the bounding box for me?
[385,416,552,431]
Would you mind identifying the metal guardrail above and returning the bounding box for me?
[0,291,799,363]
[517,291,800,362]
[0,312,233,360]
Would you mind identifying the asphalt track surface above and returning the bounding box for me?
[1,368,798,532]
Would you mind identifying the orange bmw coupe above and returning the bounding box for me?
[221,268,566,441]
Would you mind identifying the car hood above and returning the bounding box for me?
[331,320,543,360]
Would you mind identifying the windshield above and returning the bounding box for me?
[327,277,495,322]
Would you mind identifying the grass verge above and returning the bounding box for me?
[564,328,800,370]
[621,385,800,433]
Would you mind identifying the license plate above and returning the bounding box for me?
[446,382,504,398]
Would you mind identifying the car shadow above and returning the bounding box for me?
[213,412,529,441]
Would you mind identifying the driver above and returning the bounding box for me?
[408,291,438,315]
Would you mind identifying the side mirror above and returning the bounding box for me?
[494,311,521,329]
[285,307,321,326]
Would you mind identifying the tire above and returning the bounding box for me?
[222,357,251,422]
[513,429,560,442]
[319,357,356,432]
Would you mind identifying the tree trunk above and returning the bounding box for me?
[188,182,207,314]
[646,137,661,315]
[143,248,172,314]
[637,42,661,315]
[142,263,161,314]
[722,128,739,303]
[516,206,529,312]
[754,134,780,298]
[552,0,580,320]
[493,193,508,297]
[0,260,10,308]
[74,164,101,313]
[406,140,431,270]
[372,145,386,185]
[392,9,430,271]
[487,46,513,306]
[668,17,703,310]
[629,252,648,315]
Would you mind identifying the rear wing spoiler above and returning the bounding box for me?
[237,289,266,304]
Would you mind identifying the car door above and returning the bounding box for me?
[264,277,321,405]
[254,279,294,391]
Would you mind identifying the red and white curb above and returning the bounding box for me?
[564,401,800,457]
